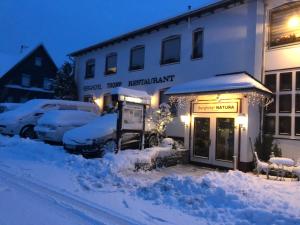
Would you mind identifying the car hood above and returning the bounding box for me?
[63,113,117,145]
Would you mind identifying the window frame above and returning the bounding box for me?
[85,59,95,79]
[105,53,117,75]
[191,28,204,60]
[160,35,181,65]
[129,45,145,71]
[279,72,292,91]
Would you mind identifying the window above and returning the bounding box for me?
[105,53,117,75]
[296,71,300,90]
[159,89,177,117]
[129,46,145,71]
[279,116,291,135]
[265,95,276,113]
[161,35,181,65]
[295,117,300,136]
[83,95,94,103]
[35,57,42,66]
[43,78,52,90]
[296,94,300,112]
[280,72,292,91]
[21,74,31,87]
[265,74,277,92]
[85,59,95,79]
[192,29,203,59]
[264,116,276,135]
[279,94,291,112]
[270,2,300,47]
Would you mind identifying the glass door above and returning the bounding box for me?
[215,118,235,162]
[193,118,210,158]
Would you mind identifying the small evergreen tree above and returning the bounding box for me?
[254,134,282,161]
[54,61,78,100]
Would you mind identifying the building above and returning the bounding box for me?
[0,44,57,103]
[69,0,300,170]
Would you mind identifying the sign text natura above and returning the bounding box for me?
[193,102,238,113]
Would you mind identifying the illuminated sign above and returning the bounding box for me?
[193,102,238,113]
[122,103,144,130]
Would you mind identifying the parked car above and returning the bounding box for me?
[63,113,151,157]
[35,110,98,143]
[0,99,100,138]
[0,103,21,113]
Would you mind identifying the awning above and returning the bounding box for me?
[165,73,272,96]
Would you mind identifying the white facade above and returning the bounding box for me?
[71,0,300,169]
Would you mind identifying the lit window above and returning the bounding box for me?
[279,94,291,112]
[85,59,95,79]
[280,72,292,91]
[35,57,42,66]
[270,2,300,47]
[161,36,181,65]
[105,53,117,75]
[192,29,203,59]
[264,116,276,135]
[21,74,31,87]
[129,46,145,71]
[265,74,277,92]
[279,116,291,135]
[43,78,52,90]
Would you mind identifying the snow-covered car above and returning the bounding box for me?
[63,113,143,156]
[0,99,100,138]
[35,110,98,143]
[0,103,21,113]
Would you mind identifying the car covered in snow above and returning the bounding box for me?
[63,113,149,156]
[0,99,100,138]
[0,103,21,113]
[35,110,98,143]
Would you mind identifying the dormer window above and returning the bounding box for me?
[35,57,42,66]
[270,2,300,47]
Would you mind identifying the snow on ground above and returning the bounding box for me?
[0,134,300,225]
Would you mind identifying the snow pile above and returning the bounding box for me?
[110,87,151,100]
[137,171,300,224]
[37,110,98,126]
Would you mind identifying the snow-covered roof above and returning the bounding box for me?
[111,87,151,100]
[165,73,272,96]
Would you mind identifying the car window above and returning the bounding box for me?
[58,105,77,110]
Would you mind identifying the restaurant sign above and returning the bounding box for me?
[193,102,238,113]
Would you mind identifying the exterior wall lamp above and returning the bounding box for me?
[236,113,247,130]
[180,114,190,126]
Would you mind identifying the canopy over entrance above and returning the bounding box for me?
[165,73,272,96]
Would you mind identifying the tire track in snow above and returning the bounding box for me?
[0,168,144,225]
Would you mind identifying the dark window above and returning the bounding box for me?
[265,74,276,92]
[296,94,300,112]
[270,2,300,47]
[192,29,203,59]
[279,94,292,112]
[279,116,291,135]
[295,117,300,136]
[159,89,177,117]
[161,36,181,65]
[265,95,276,113]
[21,74,31,87]
[105,53,117,75]
[35,57,42,66]
[85,59,95,79]
[103,94,117,112]
[83,95,93,103]
[296,71,300,90]
[280,72,292,91]
[129,46,145,71]
[264,116,276,135]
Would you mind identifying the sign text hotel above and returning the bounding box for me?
[193,102,238,113]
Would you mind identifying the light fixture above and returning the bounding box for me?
[288,16,300,29]
[236,113,247,130]
[180,114,190,126]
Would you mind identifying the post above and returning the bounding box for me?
[233,155,238,170]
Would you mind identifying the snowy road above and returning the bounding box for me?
[0,169,142,225]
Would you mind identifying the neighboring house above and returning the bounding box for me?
[69,0,300,169]
[0,44,57,103]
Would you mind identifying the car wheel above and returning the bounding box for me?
[147,134,159,147]
[102,139,117,154]
[20,126,36,139]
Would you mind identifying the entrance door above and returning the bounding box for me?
[192,116,236,168]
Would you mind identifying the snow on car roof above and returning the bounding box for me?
[165,73,272,95]
[110,87,151,100]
